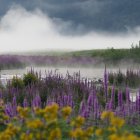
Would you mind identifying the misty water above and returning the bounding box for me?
[0,66,129,79]
[0,66,139,101]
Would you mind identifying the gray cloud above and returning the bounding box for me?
[0,0,140,34]
[0,6,140,53]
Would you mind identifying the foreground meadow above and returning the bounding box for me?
[0,68,140,140]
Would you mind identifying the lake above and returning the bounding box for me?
[0,66,130,79]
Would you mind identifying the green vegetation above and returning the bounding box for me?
[69,41,140,63]
[108,69,140,88]
[23,72,39,86]
[11,77,24,89]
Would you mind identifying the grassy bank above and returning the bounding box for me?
[69,47,140,62]
[67,42,140,63]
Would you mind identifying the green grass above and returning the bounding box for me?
[123,125,140,136]
[67,47,140,62]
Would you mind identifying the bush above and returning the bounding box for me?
[23,72,38,86]
[11,76,24,89]
[108,73,114,85]
[116,70,125,85]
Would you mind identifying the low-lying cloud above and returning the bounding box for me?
[0,5,140,53]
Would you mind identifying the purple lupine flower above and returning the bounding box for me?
[23,98,28,108]
[138,94,140,114]
[81,108,89,118]
[63,95,68,106]
[118,90,123,107]
[36,94,41,107]
[12,96,17,107]
[108,100,113,111]
[126,87,130,105]
[67,95,71,105]
[79,101,86,115]
[26,130,30,135]
[46,99,53,106]
[136,90,140,114]
[0,91,2,99]
[105,101,110,110]
[104,65,108,102]
[5,103,13,117]
[111,86,115,109]
[87,93,94,107]
[32,95,41,108]
[56,95,61,106]
[94,98,99,119]
[12,96,17,116]
[70,100,74,108]
[68,95,73,107]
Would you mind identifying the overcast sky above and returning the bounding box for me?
[0,0,140,53]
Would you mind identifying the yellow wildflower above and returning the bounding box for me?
[108,126,117,133]
[44,103,59,121]
[17,106,29,118]
[35,133,41,139]
[71,116,85,127]
[0,99,4,106]
[110,117,125,128]
[85,127,94,137]
[45,103,59,114]
[101,111,114,120]
[6,124,20,136]
[0,133,11,140]
[95,128,103,136]
[48,128,61,140]
[2,115,9,120]
[126,134,140,140]
[51,103,59,111]
[70,128,84,138]
[5,129,15,137]
[109,134,120,140]
[26,119,43,129]
[34,108,45,116]
[44,112,58,121]
[20,133,33,140]
[61,106,72,119]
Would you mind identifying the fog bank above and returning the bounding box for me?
[0,5,140,53]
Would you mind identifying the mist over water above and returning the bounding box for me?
[0,65,140,79]
[0,5,140,53]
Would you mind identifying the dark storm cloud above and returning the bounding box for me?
[0,2,140,52]
[1,0,140,34]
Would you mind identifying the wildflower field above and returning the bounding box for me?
[0,68,140,140]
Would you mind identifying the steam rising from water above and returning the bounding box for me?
[0,5,140,53]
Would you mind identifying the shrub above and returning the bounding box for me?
[108,73,114,85]
[11,76,24,89]
[23,72,38,86]
[116,70,125,85]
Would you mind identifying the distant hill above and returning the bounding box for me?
[67,44,140,63]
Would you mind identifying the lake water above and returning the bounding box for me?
[0,66,126,87]
[0,66,130,79]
